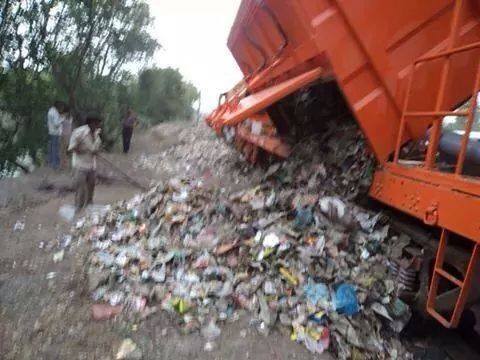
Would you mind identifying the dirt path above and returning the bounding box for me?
[0,121,327,359]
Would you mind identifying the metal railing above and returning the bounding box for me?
[394,0,480,176]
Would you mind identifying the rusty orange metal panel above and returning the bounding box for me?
[220,0,480,162]
[236,127,291,158]
[370,168,480,242]
[384,162,480,198]
[218,67,323,127]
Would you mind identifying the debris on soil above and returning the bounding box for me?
[72,123,413,359]
[52,249,65,263]
[59,204,76,222]
[13,219,25,231]
[116,338,142,360]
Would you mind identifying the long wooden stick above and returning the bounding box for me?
[97,154,149,191]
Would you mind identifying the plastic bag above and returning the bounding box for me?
[304,280,329,308]
[334,284,359,316]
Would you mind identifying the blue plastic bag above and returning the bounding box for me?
[334,284,359,316]
[304,279,329,306]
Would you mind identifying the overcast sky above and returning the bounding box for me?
[146,0,243,113]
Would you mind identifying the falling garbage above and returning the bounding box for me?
[71,123,414,359]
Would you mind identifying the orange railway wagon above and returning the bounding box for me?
[207,0,480,328]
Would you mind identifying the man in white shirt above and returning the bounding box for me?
[68,115,102,210]
[47,101,64,170]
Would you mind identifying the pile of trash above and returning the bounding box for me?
[135,122,261,187]
[78,129,413,358]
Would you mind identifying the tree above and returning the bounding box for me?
[137,67,200,124]
[0,0,159,173]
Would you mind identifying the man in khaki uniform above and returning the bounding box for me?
[68,116,102,210]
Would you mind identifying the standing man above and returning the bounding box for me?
[68,115,102,210]
[47,101,64,169]
[122,108,137,154]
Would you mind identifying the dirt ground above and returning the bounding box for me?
[0,121,331,359]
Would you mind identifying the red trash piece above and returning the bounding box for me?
[91,304,123,321]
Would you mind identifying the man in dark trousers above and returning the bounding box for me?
[68,115,102,210]
[122,108,137,153]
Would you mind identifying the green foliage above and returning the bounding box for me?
[137,67,200,124]
[0,68,64,172]
[0,0,199,174]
